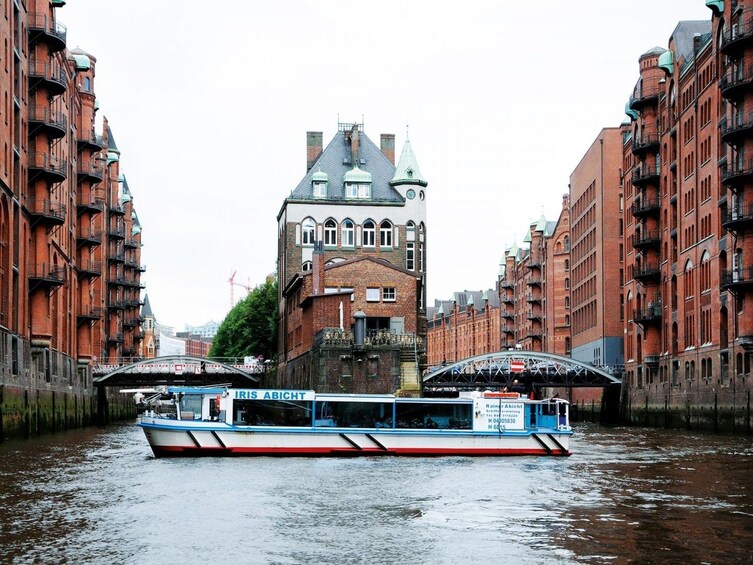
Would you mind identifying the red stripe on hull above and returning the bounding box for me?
[150,445,571,458]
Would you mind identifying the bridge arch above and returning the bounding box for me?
[93,355,262,389]
[423,351,621,394]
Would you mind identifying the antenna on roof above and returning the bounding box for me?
[406,123,410,140]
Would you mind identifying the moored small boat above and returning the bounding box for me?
[137,387,573,457]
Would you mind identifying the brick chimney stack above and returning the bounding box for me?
[350,125,359,165]
[306,131,323,172]
[312,241,325,295]
[380,134,395,164]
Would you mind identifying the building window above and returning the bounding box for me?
[302,261,312,272]
[565,296,570,309]
[366,288,380,302]
[565,278,569,290]
[406,221,416,241]
[341,219,354,247]
[313,181,326,198]
[380,220,392,248]
[302,217,315,246]
[324,219,337,247]
[363,220,376,247]
[406,242,415,270]
[382,287,396,302]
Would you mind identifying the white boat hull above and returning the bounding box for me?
[139,418,571,457]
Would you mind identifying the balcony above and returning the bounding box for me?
[123,316,141,328]
[76,228,103,247]
[634,262,661,283]
[501,324,515,334]
[526,259,541,270]
[76,132,104,152]
[27,199,66,227]
[107,299,126,310]
[124,277,143,288]
[502,310,515,319]
[77,306,102,324]
[108,274,127,287]
[632,229,661,250]
[526,276,542,286]
[76,198,105,215]
[77,260,102,277]
[124,237,140,249]
[722,266,753,291]
[525,329,543,340]
[501,296,514,304]
[108,251,126,264]
[526,294,542,303]
[77,160,104,183]
[633,306,662,326]
[721,17,753,56]
[643,355,660,367]
[720,111,753,145]
[108,225,126,240]
[109,205,126,216]
[631,133,660,156]
[722,203,753,232]
[629,84,661,110]
[28,106,67,139]
[526,313,542,321]
[722,157,753,186]
[107,333,125,344]
[29,263,66,290]
[27,14,67,53]
[720,64,753,100]
[632,164,660,187]
[27,152,66,183]
[499,280,514,289]
[631,196,661,218]
[28,59,67,96]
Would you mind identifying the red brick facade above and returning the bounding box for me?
[0,1,144,399]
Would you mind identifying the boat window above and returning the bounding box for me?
[316,401,392,428]
[234,399,312,426]
[395,402,472,429]
[179,394,202,420]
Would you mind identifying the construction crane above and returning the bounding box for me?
[228,270,253,309]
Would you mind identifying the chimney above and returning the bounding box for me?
[350,125,360,165]
[306,131,323,172]
[380,134,395,164]
[312,241,325,295]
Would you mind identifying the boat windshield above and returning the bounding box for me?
[316,401,392,428]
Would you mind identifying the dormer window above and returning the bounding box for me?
[312,168,328,198]
[343,166,372,199]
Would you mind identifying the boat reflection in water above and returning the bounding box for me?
[137,387,572,457]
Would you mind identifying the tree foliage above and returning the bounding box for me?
[209,278,278,361]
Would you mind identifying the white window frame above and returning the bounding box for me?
[302,218,316,246]
[380,221,392,248]
[406,242,415,271]
[345,183,358,198]
[382,287,396,302]
[324,219,337,247]
[341,219,354,247]
[313,181,327,198]
[366,288,380,302]
[363,220,376,247]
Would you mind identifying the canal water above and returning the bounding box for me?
[1,423,752,564]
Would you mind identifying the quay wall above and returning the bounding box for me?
[0,382,135,441]
[568,383,753,435]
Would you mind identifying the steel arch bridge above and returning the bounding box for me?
[423,351,621,394]
[92,356,262,389]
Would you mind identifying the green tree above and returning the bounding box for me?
[210,278,278,361]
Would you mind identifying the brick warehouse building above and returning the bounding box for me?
[275,122,427,394]
[0,1,144,437]
[621,2,753,427]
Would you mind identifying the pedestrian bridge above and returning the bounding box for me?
[92,355,262,389]
[423,351,621,394]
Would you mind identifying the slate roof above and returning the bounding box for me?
[106,125,119,154]
[141,294,153,318]
[288,129,404,204]
[671,20,712,65]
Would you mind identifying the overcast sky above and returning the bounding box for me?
[62,0,711,330]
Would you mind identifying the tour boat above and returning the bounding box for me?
[137,387,573,458]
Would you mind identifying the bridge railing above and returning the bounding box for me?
[91,356,267,376]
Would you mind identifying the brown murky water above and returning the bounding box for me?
[1,422,751,564]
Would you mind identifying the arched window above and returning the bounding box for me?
[301,217,315,246]
[341,219,354,247]
[406,221,416,241]
[379,220,392,247]
[700,250,711,292]
[363,220,376,247]
[564,236,570,252]
[565,296,570,309]
[565,278,570,290]
[302,261,312,272]
[324,218,337,247]
[564,259,570,271]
